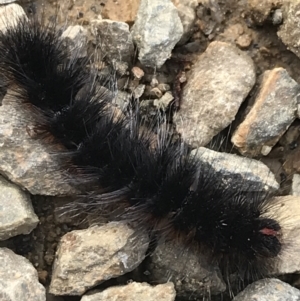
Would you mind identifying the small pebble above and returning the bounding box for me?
[150,77,158,87]
[272,9,283,25]
[132,66,144,79]
[150,87,163,98]
[236,34,252,48]
[158,83,170,92]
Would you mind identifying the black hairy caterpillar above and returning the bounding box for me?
[0,15,283,293]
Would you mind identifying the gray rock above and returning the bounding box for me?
[191,147,279,195]
[81,282,176,301]
[50,222,149,295]
[0,248,46,301]
[131,0,183,68]
[0,176,38,240]
[91,19,134,64]
[0,92,79,195]
[278,1,300,59]
[173,41,255,148]
[0,4,26,32]
[203,0,224,24]
[232,68,299,157]
[61,25,88,58]
[173,0,198,45]
[196,0,223,36]
[233,278,300,301]
[148,241,226,299]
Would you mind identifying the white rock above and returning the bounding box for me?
[0,3,27,32]
[291,174,300,196]
[0,176,38,240]
[50,222,149,295]
[81,282,176,301]
[0,248,46,301]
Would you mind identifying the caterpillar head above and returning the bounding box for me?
[223,216,282,261]
[249,217,281,258]
[202,214,282,261]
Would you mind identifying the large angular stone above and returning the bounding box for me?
[174,41,255,148]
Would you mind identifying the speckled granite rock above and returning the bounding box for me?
[0,248,46,301]
[174,41,255,148]
[131,0,183,68]
[278,0,300,59]
[81,282,176,301]
[233,278,300,301]
[0,176,38,240]
[232,68,299,157]
[0,91,79,196]
[50,222,149,295]
[148,241,226,299]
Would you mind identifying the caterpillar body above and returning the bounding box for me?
[0,14,284,297]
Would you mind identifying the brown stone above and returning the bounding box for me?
[232,68,299,157]
[102,0,140,25]
[248,0,282,24]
